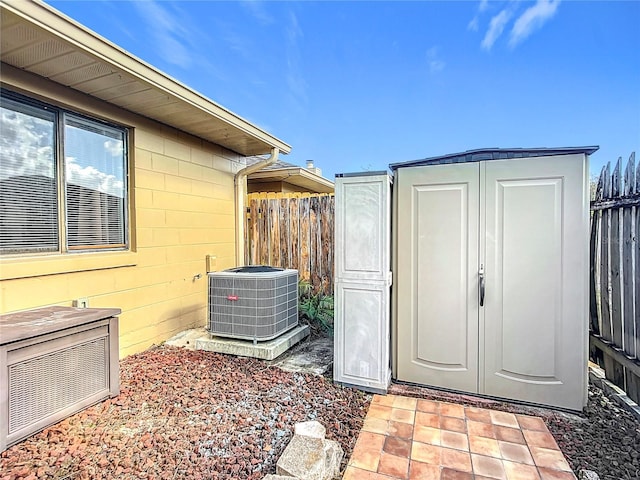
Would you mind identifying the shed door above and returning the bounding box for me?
[396,162,480,393]
[395,155,587,410]
[482,156,587,408]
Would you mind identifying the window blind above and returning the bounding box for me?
[0,99,58,254]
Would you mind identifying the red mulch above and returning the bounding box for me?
[1,346,371,480]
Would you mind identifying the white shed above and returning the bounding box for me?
[391,147,597,410]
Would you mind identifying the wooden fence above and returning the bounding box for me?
[589,152,640,403]
[245,192,334,295]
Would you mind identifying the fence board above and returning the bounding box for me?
[599,163,612,342]
[259,198,269,265]
[299,196,311,285]
[280,198,289,268]
[320,195,333,294]
[623,155,636,357]
[249,197,259,264]
[610,158,623,348]
[590,152,640,403]
[289,197,300,271]
[635,154,640,360]
[589,213,600,335]
[269,197,280,267]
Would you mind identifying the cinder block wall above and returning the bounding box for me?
[0,69,243,357]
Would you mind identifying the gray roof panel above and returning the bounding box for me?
[389,146,599,170]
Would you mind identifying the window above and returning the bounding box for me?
[0,91,128,255]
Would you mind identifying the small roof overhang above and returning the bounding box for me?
[248,167,335,193]
[0,0,291,156]
[390,146,599,170]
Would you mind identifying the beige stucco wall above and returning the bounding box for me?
[0,68,245,357]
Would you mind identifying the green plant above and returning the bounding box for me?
[298,279,334,335]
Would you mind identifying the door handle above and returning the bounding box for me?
[479,265,485,307]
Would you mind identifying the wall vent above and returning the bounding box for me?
[1,307,120,452]
[208,266,298,342]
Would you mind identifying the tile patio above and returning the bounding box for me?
[343,394,577,480]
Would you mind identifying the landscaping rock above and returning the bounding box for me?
[0,345,369,480]
[276,420,344,480]
[579,470,601,480]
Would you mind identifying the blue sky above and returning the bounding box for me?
[48,0,639,180]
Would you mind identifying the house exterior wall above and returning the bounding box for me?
[0,68,244,358]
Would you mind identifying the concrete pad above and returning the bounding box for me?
[194,325,310,361]
[262,476,296,480]
[269,335,333,375]
[164,327,206,350]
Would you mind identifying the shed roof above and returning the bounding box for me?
[389,146,599,170]
[0,0,291,156]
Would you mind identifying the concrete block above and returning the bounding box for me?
[195,325,310,361]
[276,434,325,480]
[579,470,600,480]
[295,420,326,440]
[276,421,343,480]
[323,439,344,480]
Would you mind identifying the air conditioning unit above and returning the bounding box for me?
[208,266,299,342]
[0,306,120,452]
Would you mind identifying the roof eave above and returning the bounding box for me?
[248,167,335,193]
[0,0,291,156]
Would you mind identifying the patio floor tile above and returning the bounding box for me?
[416,399,440,414]
[495,425,526,444]
[439,402,466,418]
[529,447,572,471]
[469,435,501,457]
[383,436,411,458]
[499,440,535,465]
[441,447,472,472]
[413,425,441,445]
[388,421,413,439]
[503,460,542,480]
[537,467,578,479]
[471,453,507,479]
[440,430,469,451]
[408,460,439,480]
[467,419,496,438]
[377,452,410,478]
[345,394,577,480]
[441,468,474,479]
[391,408,415,424]
[523,430,560,450]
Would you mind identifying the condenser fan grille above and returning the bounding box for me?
[208,267,298,341]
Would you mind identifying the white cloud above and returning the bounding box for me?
[509,0,561,48]
[482,8,513,51]
[426,47,445,74]
[104,139,123,157]
[0,107,123,197]
[0,108,55,180]
[240,0,274,25]
[479,0,490,12]
[132,1,199,69]
[468,16,480,32]
[285,10,307,109]
[66,158,124,198]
